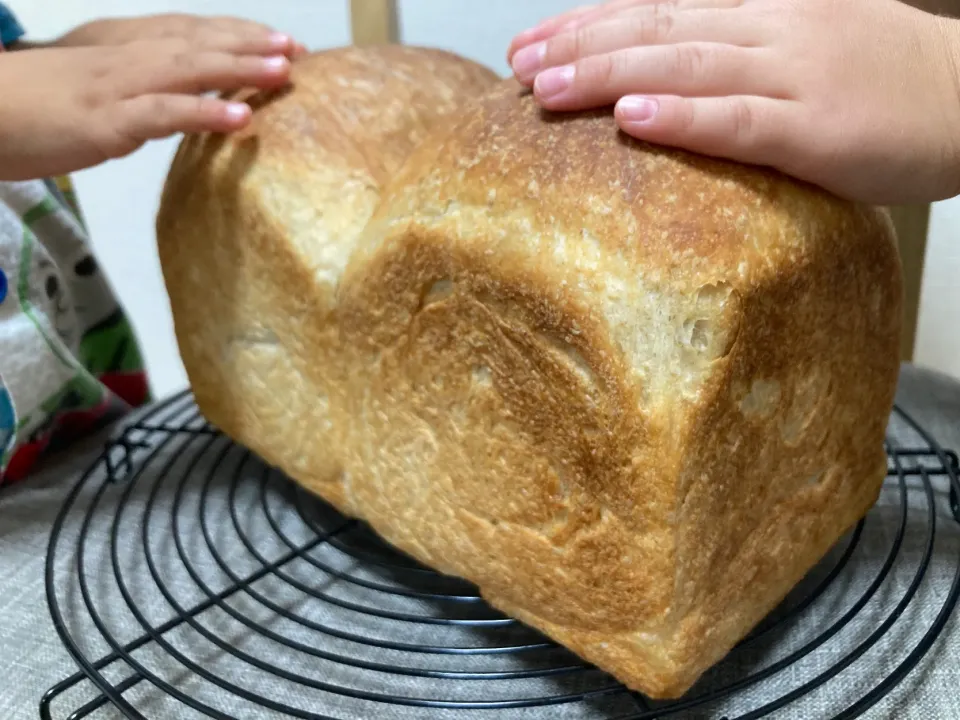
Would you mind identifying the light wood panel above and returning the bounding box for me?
[350,0,399,45]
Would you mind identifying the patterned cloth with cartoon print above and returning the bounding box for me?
[0,180,151,484]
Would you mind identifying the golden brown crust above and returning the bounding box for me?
[156,45,499,500]
[157,51,902,700]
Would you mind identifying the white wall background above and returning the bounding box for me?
[12,1,960,397]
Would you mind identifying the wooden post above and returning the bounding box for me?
[888,204,931,363]
[350,0,399,46]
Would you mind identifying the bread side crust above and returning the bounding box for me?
[331,82,902,697]
[157,45,499,500]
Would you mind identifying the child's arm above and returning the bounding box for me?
[0,5,308,181]
[506,0,960,206]
[0,39,294,181]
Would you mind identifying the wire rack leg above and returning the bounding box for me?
[950,484,960,525]
[943,452,960,524]
[41,673,145,720]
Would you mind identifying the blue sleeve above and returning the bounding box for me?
[0,4,24,47]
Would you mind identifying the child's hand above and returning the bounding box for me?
[53,13,304,57]
[0,36,291,181]
[507,0,960,205]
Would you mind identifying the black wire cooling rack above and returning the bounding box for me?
[40,390,960,720]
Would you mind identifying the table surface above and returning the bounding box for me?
[2,364,960,720]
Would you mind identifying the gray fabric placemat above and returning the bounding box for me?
[2,363,959,720]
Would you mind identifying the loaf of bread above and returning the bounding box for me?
[156,45,903,699]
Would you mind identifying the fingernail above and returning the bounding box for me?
[225,103,251,121]
[618,96,659,123]
[512,41,545,82]
[269,32,292,48]
[262,55,288,71]
[534,65,575,101]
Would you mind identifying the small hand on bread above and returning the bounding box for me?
[509,0,960,205]
[0,13,303,180]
